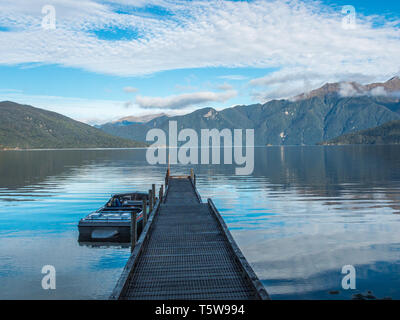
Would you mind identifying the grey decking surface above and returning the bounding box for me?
[118,177,265,300]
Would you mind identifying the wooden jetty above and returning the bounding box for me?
[110,170,269,300]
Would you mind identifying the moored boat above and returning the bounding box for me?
[78,192,149,242]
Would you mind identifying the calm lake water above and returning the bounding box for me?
[0,146,400,300]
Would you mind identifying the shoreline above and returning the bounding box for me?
[2,144,400,152]
[0,147,149,151]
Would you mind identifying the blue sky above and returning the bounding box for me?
[0,0,399,124]
[323,0,400,17]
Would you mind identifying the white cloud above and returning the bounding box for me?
[0,0,398,83]
[135,90,237,109]
[123,100,134,108]
[123,86,138,93]
[338,82,362,97]
[0,0,399,107]
[338,81,400,98]
[369,86,387,97]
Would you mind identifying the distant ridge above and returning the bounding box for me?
[112,113,169,124]
[319,120,400,145]
[0,101,147,150]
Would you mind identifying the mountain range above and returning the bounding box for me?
[99,77,400,146]
[2,77,400,149]
[0,101,146,150]
[110,113,168,125]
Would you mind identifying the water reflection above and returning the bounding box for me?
[0,146,400,299]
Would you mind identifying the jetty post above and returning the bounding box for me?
[166,153,171,187]
[152,184,156,203]
[142,198,147,225]
[149,189,153,213]
[159,184,164,201]
[190,168,196,186]
[130,211,137,252]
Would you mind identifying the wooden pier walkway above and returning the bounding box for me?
[110,172,269,300]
